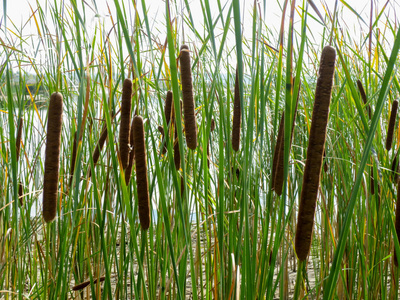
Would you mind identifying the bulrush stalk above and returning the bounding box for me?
[386,99,398,151]
[180,45,197,150]
[295,46,336,261]
[43,92,63,223]
[125,118,135,185]
[232,68,241,152]
[132,116,150,230]
[119,78,133,169]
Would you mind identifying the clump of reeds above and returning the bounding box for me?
[132,116,150,230]
[386,99,398,151]
[119,78,133,169]
[295,46,336,261]
[43,92,63,223]
[180,45,197,150]
[72,276,106,291]
[232,68,241,152]
[356,79,372,120]
[125,118,135,185]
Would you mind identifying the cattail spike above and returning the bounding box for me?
[43,92,63,223]
[16,117,23,162]
[119,78,133,169]
[386,99,398,151]
[295,46,336,261]
[180,45,197,150]
[232,68,241,152]
[132,116,150,230]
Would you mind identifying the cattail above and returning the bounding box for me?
[72,276,106,291]
[271,79,300,195]
[125,118,136,185]
[132,116,150,230]
[69,131,78,186]
[165,91,173,126]
[158,125,167,155]
[386,99,398,151]
[173,100,183,170]
[43,92,63,223]
[271,112,285,194]
[395,181,400,266]
[232,68,241,152]
[119,78,133,169]
[180,45,197,150]
[210,118,216,132]
[16,117,23,161]
[295,46,336,261]
[88,123,108,178]
[323,149,328,173]
[160,91,173,154]
[392,151,399,183]
[356,79,372,120]
[18,181,23,206]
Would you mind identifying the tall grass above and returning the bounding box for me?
[1,0,400,299]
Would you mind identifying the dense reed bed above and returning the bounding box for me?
[2,0,400,299]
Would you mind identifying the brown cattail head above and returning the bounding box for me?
[18,181,23,206]
[43,92,63,223]
[69,131,78,186]
[174,126,181,170]
[89,123,108,178]
[395,180,400,266]
[210,118,216,132]
[271,79,301,195]
[356,79,372,120]
[132,116,150,230]
[16,117,23,162]
[393,152,400,184]
[295,46,336,261]
[386,99,398,151]
[119,78,133,169]
[158,125,167,155]
[232,68,241,152]
[180,45,197,150]
[72,276,106,291]
[125,118,136,185]
[165,91,173,126]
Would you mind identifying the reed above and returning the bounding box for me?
[180,45,197,150]
[295,46,336,261]
[43,92,63,223]
[132,116,150,230]
[356,79,372,119]
[15,117,23,162]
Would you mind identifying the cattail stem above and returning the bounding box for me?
[180,45,197,150]
[132,116,150,230]
[295,46,336,261]
[119,78,133,169]
[386,99,398,151]
[43,92,63,223]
